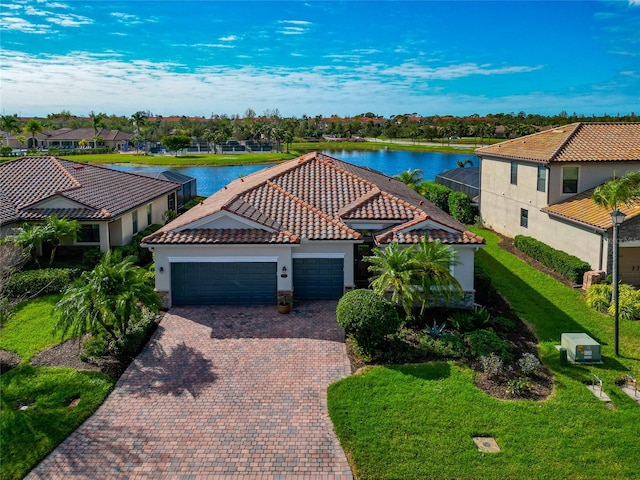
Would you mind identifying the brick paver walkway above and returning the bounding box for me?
[28,301,353,479]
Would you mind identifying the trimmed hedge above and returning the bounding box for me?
[336,289,402,356]
[448,191,474,224]
[6,268,76,298]
[513,235,591,284]
[419,181,451,213]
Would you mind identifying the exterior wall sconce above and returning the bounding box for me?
[280,266,288,278]
[159,266,164,273]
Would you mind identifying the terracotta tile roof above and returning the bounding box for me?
[476,122,640,163]
[144,228,298,245]
[541,188,640,230]
[145,152,484,246]
[0,156,179,226]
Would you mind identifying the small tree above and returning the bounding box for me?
[0,243,28,325]
[43,215,80,265]
[161,134,192,156]
[54,251,160,346]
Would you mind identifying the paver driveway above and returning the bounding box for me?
[28,302,353,479]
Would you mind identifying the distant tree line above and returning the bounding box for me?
[2,109,637,153]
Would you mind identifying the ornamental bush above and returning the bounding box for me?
[419,181,451,213]
[6,268,75,298]
[336,289,402,356]
[465,328,513,362]
[448,191,474,224]
[513,235,591,284]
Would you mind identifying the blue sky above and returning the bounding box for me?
[1,0,639,118]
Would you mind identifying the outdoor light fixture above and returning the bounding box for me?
[159,266,164,273]
[280,266,288,278]
[282,266,287,272]
[610,208,626,357]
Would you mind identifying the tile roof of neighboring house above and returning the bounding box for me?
[476,122,640,163]
[46,128,131,142]
[144,152,484,246]
[0,156,179,226]
[541,188,640,231]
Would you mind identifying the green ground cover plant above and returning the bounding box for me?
[328,228,640,480]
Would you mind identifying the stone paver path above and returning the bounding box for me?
[28,302,353,479]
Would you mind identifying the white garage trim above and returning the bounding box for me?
[167,256,279,263]
[292,253,345,259]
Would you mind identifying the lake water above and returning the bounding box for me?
[110,149,477,197]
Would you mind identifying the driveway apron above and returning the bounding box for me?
[27,301,353,479]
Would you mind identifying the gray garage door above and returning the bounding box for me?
[171,262,277,306]
[293,258,344,300]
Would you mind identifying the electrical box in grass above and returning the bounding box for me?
[561,333,601,364]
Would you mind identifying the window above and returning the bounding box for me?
[132,210,138,234]
[147,203,152,226]
[562,166,579,194]
[168,193,176,212]
[78,224,100,242]
[510,162,518,185]
[537,166,546,192]
[520,209,528,228]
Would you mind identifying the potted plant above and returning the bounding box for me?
[277,293,292,314]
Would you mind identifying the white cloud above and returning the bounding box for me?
[219,35,237,41]
[0,3,23,10]
[280,26,307,35]
[46,13,92,27]
[630,0,640,6]
[0,16,50,34]
[45,2,70,8]
[379,62,543,80]
[110,12,142,24]
[1,50,636,118]
[25,5,49,16]
[279,20,311,25]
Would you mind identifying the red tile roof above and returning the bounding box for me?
[541,187,640,231]
[476,122,640,163]
[0,156,179,226]
[144,152,483,246]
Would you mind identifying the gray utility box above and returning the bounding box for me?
[561,333,601,363]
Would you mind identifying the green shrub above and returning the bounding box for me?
[112,309,158,360]
[586,283,612,312]
[82,247,103,270]
[47,147,61,156]
[465,328,513,362]
[608,284,640,321]
[513,235,591,284]
[447,191,474,224]
[479,353,503,377]
[0,146,12,157]
[493,316,516,332]
[336,289,402,355]
[130,224,162,266]
[517,352,542,376]
[182,196,207,211]
[419,181,451,213]
[6,268,74,298]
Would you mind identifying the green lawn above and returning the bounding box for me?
[0,295,115,480]
[0,294,63,361]
[328,228,640,480]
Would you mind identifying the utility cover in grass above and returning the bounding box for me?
[473,437,500,453]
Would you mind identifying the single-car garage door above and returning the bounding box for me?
[171,262,277,306]
[293,258,344,300]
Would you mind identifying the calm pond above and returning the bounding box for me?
[110,149,477,197]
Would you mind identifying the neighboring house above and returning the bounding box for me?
[0,157,180,252]
[5,128,131,151]
[142,152,485,308]
[132,170,198,209]
[476,122,640,286]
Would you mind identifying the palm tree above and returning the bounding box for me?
[16,135,27,152]
[366,241,418,318]
[12,223,47,267]
[1,114,19,147]
[457,159,473,168]
[23,119,44,150]
[131,111,148,135]
[411,239,462,314]
[43,215,80,265]
[89,111,106,148]
[393,169,423,191]
[592,170,640,211]
[54,251,160,345]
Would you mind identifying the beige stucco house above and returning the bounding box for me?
[143,152,484,308]
[477,122,640,286]
[0,156,179,252]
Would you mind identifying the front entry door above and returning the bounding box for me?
[354,241,374,288]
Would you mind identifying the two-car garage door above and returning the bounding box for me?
[171,262,277,306]
[170,258,344,306]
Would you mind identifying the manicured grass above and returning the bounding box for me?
[0,294,64,361]
[328,228,640,480]
[0,366,114,480]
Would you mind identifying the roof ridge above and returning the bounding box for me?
[52,157,82,189]
[336,187,381,217]
[548,122,582,162]
[314,152,381,191]
[266,180,362,239]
